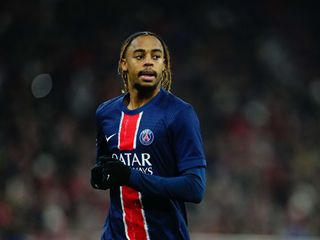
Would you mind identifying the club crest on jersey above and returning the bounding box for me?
[139,129,154,146]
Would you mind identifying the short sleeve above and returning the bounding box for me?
[170,105,207,172]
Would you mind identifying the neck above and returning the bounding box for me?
[127,87,160,110]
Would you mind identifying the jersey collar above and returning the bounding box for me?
[120,88,165,115]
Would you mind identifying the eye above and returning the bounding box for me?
[152,55,161,60]
[135,55,143,60]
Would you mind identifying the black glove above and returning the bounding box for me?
[90,156,131,190]
[90,156,112,190]
[104,159,131,187]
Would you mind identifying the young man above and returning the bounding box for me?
[91,31,207,240]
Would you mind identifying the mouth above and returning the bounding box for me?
[138,70,157,81]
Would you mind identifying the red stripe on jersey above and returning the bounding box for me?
[118,112,149,240]
[118,112,142,150]
[121,186,148,240]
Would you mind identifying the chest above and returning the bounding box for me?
[101,110,168,151]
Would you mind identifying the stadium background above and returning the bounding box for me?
[0,0,319,239]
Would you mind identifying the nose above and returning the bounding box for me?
[143,55,154,67]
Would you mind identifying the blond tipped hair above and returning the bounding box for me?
[118,31,172,93]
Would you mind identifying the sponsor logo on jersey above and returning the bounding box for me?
[139,129,154,146]
[111,152,153,175]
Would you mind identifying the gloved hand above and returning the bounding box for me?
[90,156,131,190]
[104,159,131,186]
[90,156,113,190]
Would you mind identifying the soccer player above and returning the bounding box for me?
[91,31,207,240]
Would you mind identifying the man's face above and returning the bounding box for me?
[121,35,166,93]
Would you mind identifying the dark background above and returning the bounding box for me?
[1,0,319,239]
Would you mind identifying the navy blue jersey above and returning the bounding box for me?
[95,88,206,240]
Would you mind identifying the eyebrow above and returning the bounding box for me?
[133,48,163,54]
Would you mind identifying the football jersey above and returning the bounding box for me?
[95,88,207,240]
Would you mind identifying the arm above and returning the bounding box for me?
[128,167,206,203]
[91,108,112,190]
[91,157,206,203]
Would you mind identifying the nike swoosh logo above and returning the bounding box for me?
[105,133,116,142]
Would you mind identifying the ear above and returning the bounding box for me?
[162,58,167,71]
[163,63,166,72]
[120,58,128,72]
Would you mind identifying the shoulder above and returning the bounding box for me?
[160,90,198,125]
[96,95,123,118]
[161,90,193,112]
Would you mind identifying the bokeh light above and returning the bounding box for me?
[31,73,52,98]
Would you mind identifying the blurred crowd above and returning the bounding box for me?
[0,0,319,239]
